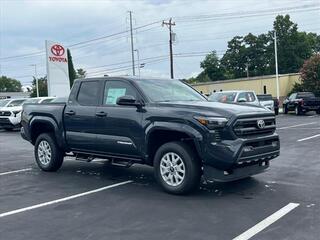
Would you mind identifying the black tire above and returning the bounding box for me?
[154,141,201,195]
[34,133,64,171]
[283,105,288,114]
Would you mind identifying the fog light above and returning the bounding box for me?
[272,141,278,147]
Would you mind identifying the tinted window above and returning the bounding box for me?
[103,81,137,105]
[238,92,256,102]
[77,81,100,106]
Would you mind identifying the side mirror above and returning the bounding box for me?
[238,98,247,103]
[116,95,143,107]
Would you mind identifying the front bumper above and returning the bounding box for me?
[203,161,270,182]
[0,117,16,128]
[199,130,279,183]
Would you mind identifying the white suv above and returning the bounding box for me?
[0,98,26,130]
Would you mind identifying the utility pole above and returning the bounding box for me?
[128,11,135,76]
[245,63,249,78]
[274,30,280,100]
[162,18,175,79]
[30,64,39,97]
[134,49,141,78]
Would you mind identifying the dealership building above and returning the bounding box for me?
[192,73,300,101]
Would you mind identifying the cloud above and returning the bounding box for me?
[0,0,319,84]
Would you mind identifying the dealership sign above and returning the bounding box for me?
[45,40,70,97]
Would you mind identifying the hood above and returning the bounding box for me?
[156,101,272,118]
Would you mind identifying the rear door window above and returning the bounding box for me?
[77,81,100,106]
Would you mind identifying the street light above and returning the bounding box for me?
[30,64,39,97]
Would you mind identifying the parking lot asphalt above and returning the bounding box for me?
[0,113,319,240]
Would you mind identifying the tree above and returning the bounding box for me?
[299,54,320,96]
[0,76,22,92]
[67,49,77,88]
[30,77,48,97]
[199,51,226,81]
[189,14,320,83]
[76,68,86,78]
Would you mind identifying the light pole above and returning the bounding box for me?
[274,30,280,100]
[30,64,39,97]
[134,49,141,78]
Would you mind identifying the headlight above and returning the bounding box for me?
[13,110,21,117]
[194,116,228,129]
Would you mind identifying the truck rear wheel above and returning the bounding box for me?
[34,133,64,171]
[154,141,201,195]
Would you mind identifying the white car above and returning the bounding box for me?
[208,90,260,106]
[23,97,55,104]
[0,98,27,130]
[257,94,275,112]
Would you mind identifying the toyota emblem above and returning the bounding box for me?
[51,44,65,56]
[257,119,265,129]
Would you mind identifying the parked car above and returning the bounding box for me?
[208,90,260,106]
[0,98,26,130]
[257,94,278,115]
[23,97,55,104]
[283,92,320,115]
[21,77,280,194]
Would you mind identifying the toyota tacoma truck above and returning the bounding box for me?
[21,77,280,194]
[283,92,320,115]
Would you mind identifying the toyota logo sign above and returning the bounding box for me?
[51,44,65,56]
[257,119,265,129]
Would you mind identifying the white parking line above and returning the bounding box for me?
[0,168,32,176]
[232,203,300,240]
[0,180,132,218]
[277,122,317,130]
[297,134,320,142]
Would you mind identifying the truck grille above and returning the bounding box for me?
[233,116,276,137]
[0,111,11,117]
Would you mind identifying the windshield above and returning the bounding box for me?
[209,92,237,103]
[135,79,206,102]
[7,99,26,107]
[0,99,10,107]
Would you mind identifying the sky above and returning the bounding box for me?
[0,0,319,86]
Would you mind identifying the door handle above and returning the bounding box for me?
[96,111,107,117]
[65,110,75,115]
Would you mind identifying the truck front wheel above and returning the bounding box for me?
[34,133,64,171]
[154,141,201,195]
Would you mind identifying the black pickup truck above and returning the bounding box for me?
[21,77,280,194]
[283,92,320,115]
